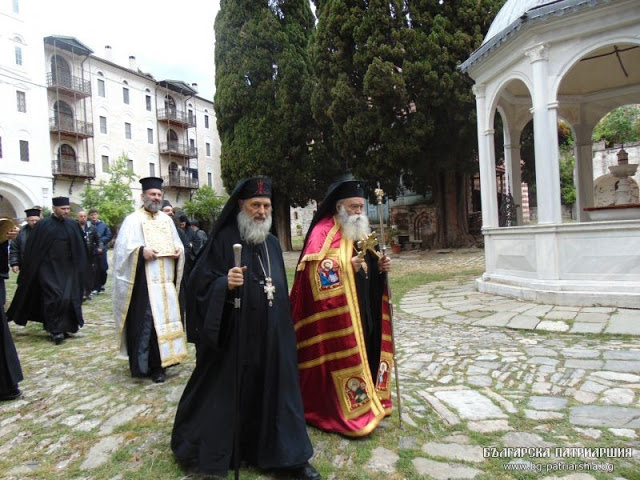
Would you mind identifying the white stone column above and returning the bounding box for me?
[526,44,562,225]
[474,84,498,228]
[504,139,524,225]
[573,125,595,222]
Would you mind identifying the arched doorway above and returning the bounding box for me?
[57,144,77,174]
[51,54,71,88]
[54,100,74,131]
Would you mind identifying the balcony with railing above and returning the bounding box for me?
[162,174,199,190]
[51,158,95,179]
[49,117,94,138]
[46,72,91,98]
[157,108,196,128]
[159,141,198,158]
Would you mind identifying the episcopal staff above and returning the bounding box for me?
[171,177,320,480]
[290,176,394,437]
[112,177,186,383]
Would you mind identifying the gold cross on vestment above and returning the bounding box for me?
[356,232,379,258]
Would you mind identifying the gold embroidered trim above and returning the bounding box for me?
[297,326,354,350]
[298,346,360,370]
[297,220,341,271]
[294,305,350,332]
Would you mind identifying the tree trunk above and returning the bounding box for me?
[273,193,292,252]
[434,171,474,249]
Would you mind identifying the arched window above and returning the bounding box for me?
[169,161,179,178]
[166,129,178,150]
[164,95,176,112]
[58,144,77,173]
[53,101,74,130]
[51,55,71,87]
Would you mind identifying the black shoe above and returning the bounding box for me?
[52,332,64,345]
[277,462,321,480]
[150,368,166,383]
[0,388,22,401]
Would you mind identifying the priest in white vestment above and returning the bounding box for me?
[113,177,187,383]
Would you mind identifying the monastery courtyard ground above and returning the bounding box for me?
[1,248,639,479]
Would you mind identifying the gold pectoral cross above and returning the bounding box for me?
[264,277,276,307]
[356,232,379,259]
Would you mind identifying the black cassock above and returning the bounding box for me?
[1,241,22,396]
[1,308,22,396]
[7,215,86,334]
[171,223,313,477]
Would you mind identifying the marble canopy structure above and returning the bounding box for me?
[460,0,640,307]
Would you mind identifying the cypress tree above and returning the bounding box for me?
[214,0,322,249]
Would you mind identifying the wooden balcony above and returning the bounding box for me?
[162,174,199,190]
[49,117,94,138]
[51,159,95,179]
[46,72,91,98]
[157,108,196,128]
[159,142,197,158]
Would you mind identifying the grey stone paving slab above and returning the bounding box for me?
[434,389,507,420]
[569,405,640,428]
[529,396,568,411]
[527,357,560,366]
[536,321,570,332]
[421,442,485,463]
[603,350,640,361]
[575,312,610,323]
[412,458,482,479]
[500,432,553,448]
[365,447,399,474]
[524,409,564,420]
[507,315,541,329]
[564,359,604,370]
[472,312,516,327]
[570,323,605,334]
[602,388,635,405]
[80,435,124,470]
[605,314,640,335]
[604,360,640,373]
[591,371,640,382]
[467,419,513,433]
[544,310,579,320]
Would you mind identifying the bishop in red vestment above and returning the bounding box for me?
[290,178,394,437]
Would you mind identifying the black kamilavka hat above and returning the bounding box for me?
[139,177,163,191]
[52,197,70,207]
[24,208,41,217]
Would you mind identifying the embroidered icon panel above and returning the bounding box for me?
[318,257,341,289]
[331,365,373,419]
[310,255,345,301]
[375,352,393,400]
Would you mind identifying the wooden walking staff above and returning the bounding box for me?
[375,183,403,429]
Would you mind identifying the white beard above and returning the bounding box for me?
[337,205,370,241]
[237,209,272,245]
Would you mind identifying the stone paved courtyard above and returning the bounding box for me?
[1,249,639,479]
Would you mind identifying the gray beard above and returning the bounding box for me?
[337,206,370,241]
[237,209,272,245]
[143,198,160,213]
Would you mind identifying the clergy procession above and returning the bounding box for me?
[0,174,399,479]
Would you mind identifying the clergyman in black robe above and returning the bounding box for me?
[7,197,87,345]
[1,231,23,401]
[171,177,320,480]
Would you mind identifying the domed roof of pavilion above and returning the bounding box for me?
[460,0,609,72]
[483,0,555,45]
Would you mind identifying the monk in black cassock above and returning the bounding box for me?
[7,197,87,345]
[1,226,23,401]
[171,177,320,480]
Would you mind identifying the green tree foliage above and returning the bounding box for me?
[214,0,328,249]
[80,156,136,231]
[592,104,640,147]
[182,186,227,232]
[559,152,576,206]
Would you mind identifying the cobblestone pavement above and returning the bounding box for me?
[1,249,639,479]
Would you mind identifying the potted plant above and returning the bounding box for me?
[385,226,402,254]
